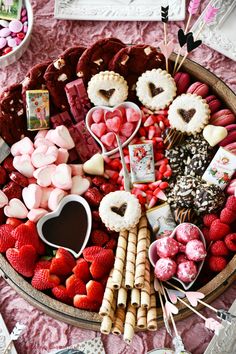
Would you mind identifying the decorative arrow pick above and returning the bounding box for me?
[3,322,26,354]
[160,5,170,72]
[205,318,224,335]
[217,309,236,324]
[161,5,169,23]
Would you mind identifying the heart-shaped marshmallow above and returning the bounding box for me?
[126,107,141,122]
[34,138,55,149]
[56,148,69,165]
[11,137,34,156]
[120,122,134,137]
[51,164,72,190]
[0,190,8,208]
[92,109,104,123]
[33,164,56,187]
[31,145,58,169]
[28,208,48,222]
[4,198,28,219]
[40,187,54,209]
[48,188,67,211]
[101,132,115,147]
[105,116,122,133]
[46,126,75,150]
[34,130,48,140]
[22,184,43,210]
[13,154,35,178]
[71,176,90,195]
[203,124,228,147]
[91,123,107,138]
[83,154,104,176]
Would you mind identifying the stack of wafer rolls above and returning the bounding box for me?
[125,226,138,289]
[134,216,148,289]
[112,230,129,289]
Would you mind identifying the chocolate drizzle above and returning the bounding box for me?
[174,207,197,224]
[149,82,164,97]
[178,108,196,123]
[111,203,127,217]
[162,128,185,149]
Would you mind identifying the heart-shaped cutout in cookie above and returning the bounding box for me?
[99,89,115,100]
[37,195,92,258]
[148,223,206,290]
[149,83,164,97]
[86,102,142,156]
[178,108,196,123]
[111,203,127,217]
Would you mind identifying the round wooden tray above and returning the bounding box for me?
[1,56,236,331]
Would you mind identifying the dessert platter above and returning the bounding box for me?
[0,4,236,347]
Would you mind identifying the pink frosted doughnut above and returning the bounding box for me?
[187,81,209,98]
[186,239,207,261]
[175,223,200,244]
[155,236,179,258]
[177,260,197,283]
[154,257,177,281]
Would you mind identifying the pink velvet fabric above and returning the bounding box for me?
[0,1,236,353]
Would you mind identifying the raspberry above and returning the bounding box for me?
[210,240,229,256]
[203,214,218,228]
[202,227,211,244]
[225,233,236,252]
[91,230,109,246]
[0,166,7,185]
[220,208,236,224]
[208,256,227,272]
[226,196,236,212]
[104,238,117,250]
[209,219,230,241]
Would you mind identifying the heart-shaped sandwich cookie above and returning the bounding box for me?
[136,68,177,110]
[99,190,142,232]
[37,195,92,258]
[168,93,210,135]
[87,71,128,107]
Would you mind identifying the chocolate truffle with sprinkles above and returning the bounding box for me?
[168,175,199,208]
[184,153,211,177]
[194,183,226,213]
[165,145,186,176]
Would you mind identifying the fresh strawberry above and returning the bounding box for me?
[209,219,231,241]
[100,183,116,195]
[3,156,15,173]
[12,221,45,255]
[0,166,7,185]
[84,187,103,207]
[6,217,23,228]
[203,213,218,228]
[72,258,90,282]
[52,285,72,304]
[225,233,236,251]
[202,227,211,244]
[220,208,236,224]
[2,181,22,200]
[92,176,106,187]
[50,248,76,276]
[208,255,227,272]
[34,259,52,272]
[226,196,236,212]
[31,269,60,290]
[210,240,229,256]
[86,280,104,303]
[6,245,37,277]
[73,294,100,311]
[65,274,86,298]
[104,238,117,250]
[0,224,15,252]
[91,230,109,246]
[83,246,104,262]
[9,171,29,187]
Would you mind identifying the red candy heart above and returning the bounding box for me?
[91,123,107,138]
[105,116,122,133]
[101,132,116,147]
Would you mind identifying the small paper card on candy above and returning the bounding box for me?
[146,202,176,236]
[26,90,50,131]
[0,135,10,164]
[129,143,155,183]
[202,147,236,190]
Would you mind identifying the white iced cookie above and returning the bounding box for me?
[168,93,210,135]
[99,191,142,232]
[87,71,128,106]
[136,68,177,110]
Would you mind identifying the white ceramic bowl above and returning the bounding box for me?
[0,0,33,68]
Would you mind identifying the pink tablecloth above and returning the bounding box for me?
[0,1,236,353]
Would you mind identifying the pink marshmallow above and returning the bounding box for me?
[22,184,43,210]
[40,187,54,209]
[51,164,72,190]
[48,188,67,211]
[34,130,48,140]
[71,176,90,195]
[46,125,75,150]
[13,154,35,178]
[27,208,48,222]
[11,137,34,156]
[4,198,28,219]
[69,164,84,176]
[31,145,58,168]
[34,138,55,149]
[55,148,69,165]
[33,164,56,187]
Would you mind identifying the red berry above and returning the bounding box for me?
[65,274,86,298]
[86,280,104,303]
[3,156,15,173]
[73,294,100,311]
[226,196,236,212]
[210,240,229,256]
[52,285,72,304]
[225,233,236,252]
[6,218,23,228]
[0,224,15,252]
[6,245,37,277]
[0,166,7,185]
[34,259,52,272]
[202,227,211,244]
[203,214,218,228]
[9,172,29,187]
[104,238,117,250]
[91,230,109,246]
[12,221,45,255]
[209,219,230,241]
[50,248,76,276]
[208,256,227,272]
[72,258,90,282]
[2,181,22,200]
[220,208,236,224]
[84,187,103,207]
[31,269,60,290]
[83,246,103,262]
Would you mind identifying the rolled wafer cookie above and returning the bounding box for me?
[112,230,129,289]
[112,307,126,335]
[117,276,128,308]
[134,216,148,288]
[131,288,140,308]
[125,226,138,289]
[123,302,137,344]
[99,269,114,316]
[100,295,117,335]
[137,307,147,330]
[141,229,151,308]
[147,282,158,331]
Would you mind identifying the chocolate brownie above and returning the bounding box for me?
[76,38,125,85]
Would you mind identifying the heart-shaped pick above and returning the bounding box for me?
[37,195,92,258]
[166,288,185,304]
[159,39,175,59]
[187,34,202,53]
[178,29,193,47]
[185,291,205,307]
[203,125,228,147]
[165,300,179,318]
